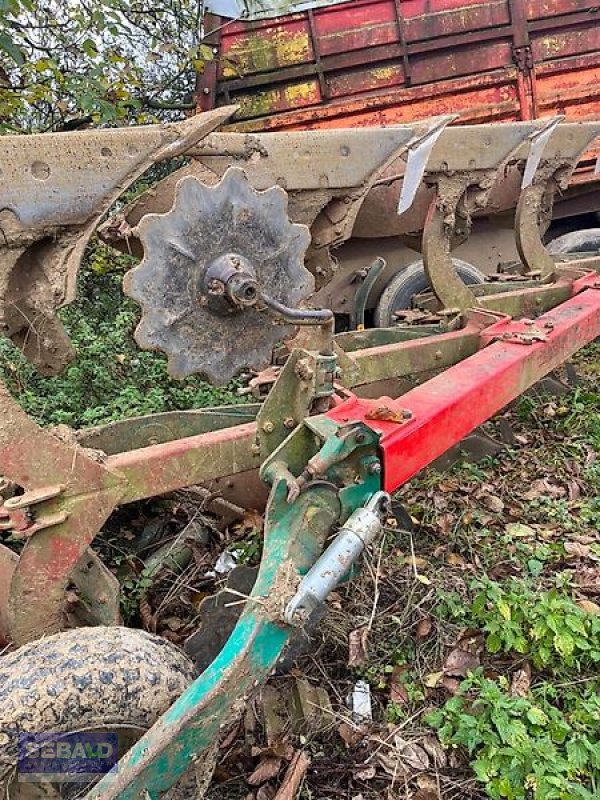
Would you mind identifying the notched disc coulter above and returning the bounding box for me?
[124,168,314,384]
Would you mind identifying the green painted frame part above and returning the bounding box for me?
[86,481,343,799]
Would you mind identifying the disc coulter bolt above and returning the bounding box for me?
[262,421,275,433]
[284,417,295,429]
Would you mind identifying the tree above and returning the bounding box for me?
[0,0,207,132]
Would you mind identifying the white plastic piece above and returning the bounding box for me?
[350,680,373,723]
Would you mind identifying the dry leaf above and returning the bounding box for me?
[421,735,447,768]
[348,627,369,668]
[393,736,430,771]
[439,674,461,695]
[443,647,480,678]
[364,405,411,423]
[577,599,600,614]
[437,513,454,535]
[416,616,433,640]
[510,663,531,697]
[564,541,590,559]
[256,786,276,800]
[505,523,536,539]
[423,671,443,689]
[390,666,409,705]
[447,552,467,567]
[248,758,282,786]
[403,555,429,569]
[483,495,504,513]
[574,565,600,594]
[413,789,439,800]
[354,764,376,781]
[524,478,565,500]
[273,750,310,800]
[338,722,364,748]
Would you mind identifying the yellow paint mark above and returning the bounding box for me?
[223,28,310,77]
[285,81,314,104]
[370,66,397,82]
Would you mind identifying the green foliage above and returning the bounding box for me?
[428,673,600,800]
[0,246,241,428]
[0,0,207,132]
[470,579,600,672]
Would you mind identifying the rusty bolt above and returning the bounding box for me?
[544,321,555,331]
[251,443,260,455]
[524,319,535,327]
[434,349,443,361]
[368,461,381,475]
[203,87,210,95]
[262,421,275,433]
[295,359,314,381]
[355,432,366,444]
[284,417,295,429]
[402,409,413,420]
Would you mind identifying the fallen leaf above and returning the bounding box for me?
[421,735,447,768]
[424,671,443,689]
[338,722,364,748]
[483,495,504,513]
[564,541,590,559]
[273,751,310,800]
[439,674,461,695]
[390,666,409,705]
[574,565,600,594]
[447,552,467,567]
[505,523,536,539]
[510,663,531,697]
[354,764,376,781]
[393,736,430,771]
[413,789,439,800]
[403,555,429,569]
[443,647,480,678]
[416,616,433,640]
[524,478,565,500]
[577,599,600,614]
[248,758,282,786]
[348,627,369,668]
[256,786,276,800]
[437,513,454,535]
[364,405,411,423]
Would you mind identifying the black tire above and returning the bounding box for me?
[0,626,196,797]
[547,228,600,256]
[374,259,486,328]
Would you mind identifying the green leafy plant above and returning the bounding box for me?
[470,579,600,672]
[0,249,242,428]
[427,673,600,800]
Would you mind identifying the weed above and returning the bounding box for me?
[428,673,600,800]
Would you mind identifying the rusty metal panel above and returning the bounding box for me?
[212,0,600,133]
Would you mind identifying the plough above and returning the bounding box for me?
[1,108,600,797]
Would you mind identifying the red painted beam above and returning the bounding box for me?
[326,283,600,494]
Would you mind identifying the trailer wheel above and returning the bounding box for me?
[0,626,197,798]
[547,228,600,256]
[374,259,485,328]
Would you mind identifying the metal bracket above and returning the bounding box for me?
[480,317,552,347]
[0,484,67,539]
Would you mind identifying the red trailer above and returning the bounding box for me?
[195,0,600,320]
